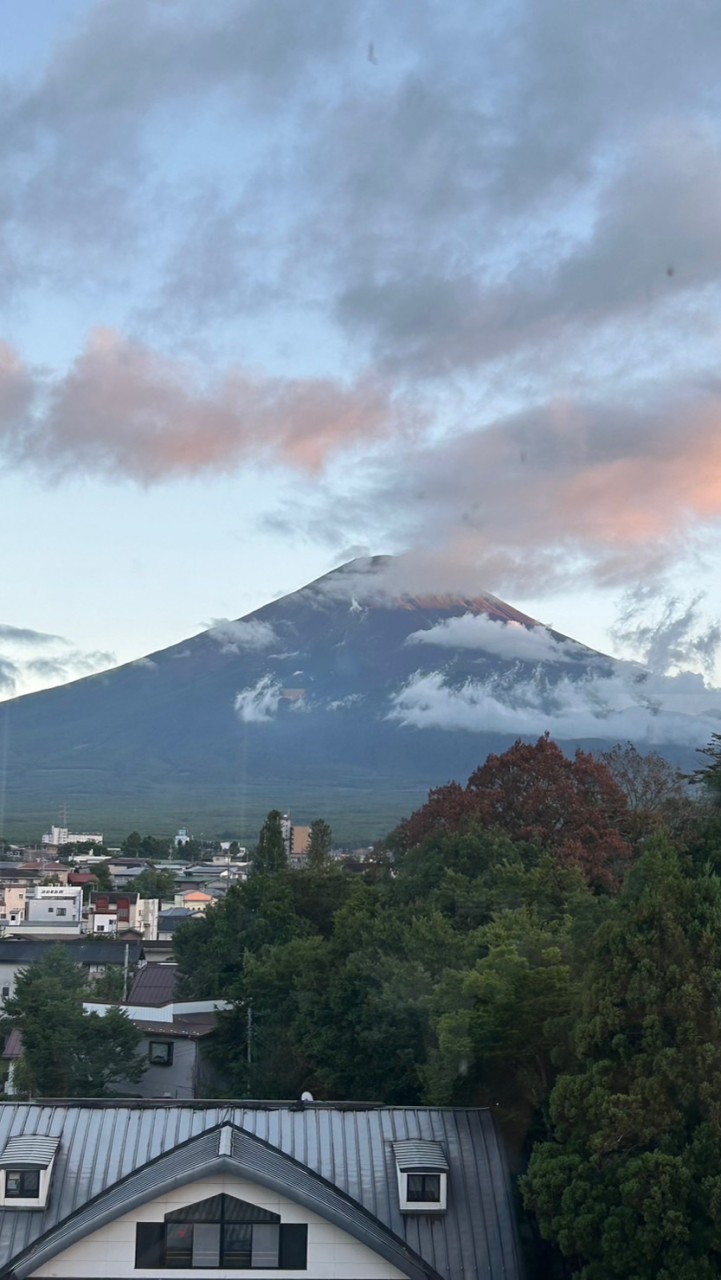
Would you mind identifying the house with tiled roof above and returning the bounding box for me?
[0,1102,523,1279]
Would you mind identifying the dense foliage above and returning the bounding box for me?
[3,947,144,1097]
[171,735,721,1277]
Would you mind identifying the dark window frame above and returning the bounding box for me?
[148,1040,174,1066]
[5,1169,41,1199]
[406,1172,442,1203]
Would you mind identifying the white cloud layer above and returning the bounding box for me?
[234,675,283,723]
[406,613,588,663]
[209,618,279,653]
[388,665,721,746]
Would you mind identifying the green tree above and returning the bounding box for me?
[3,947,144,1097]
[131,867,177,899]
[523,839,721,1279]
[91,860,113,890]
[253,810,288,875]
[307,819,333,869]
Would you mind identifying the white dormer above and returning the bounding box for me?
[0,1135,60,1209]
[392,1139,449,1213]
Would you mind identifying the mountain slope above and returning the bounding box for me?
[0,557,718,843]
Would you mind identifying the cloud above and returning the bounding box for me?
[388,664,721,747]
[0,329,393,482]
[313,388,721,597]
[0,659,19,694]
[406,613,588,663]
[209,618,279,653]
[611,590,721,677]
[0,623,65,646]
[234,675,283,723]
[24,650,116,682]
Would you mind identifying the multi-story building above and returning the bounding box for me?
[88,892,159,941]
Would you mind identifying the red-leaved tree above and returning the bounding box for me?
[394,734,633,890]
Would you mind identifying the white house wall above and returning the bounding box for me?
[29,1173,409,1280]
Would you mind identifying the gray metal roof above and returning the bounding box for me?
[0,1135,59,1170]
[0,940,143,965]
[0,1103,522,1280]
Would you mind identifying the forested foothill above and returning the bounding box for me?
[174,733,721,1279]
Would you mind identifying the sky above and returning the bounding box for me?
[2,0,721,699]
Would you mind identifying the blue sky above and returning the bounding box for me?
[2,0,721,698]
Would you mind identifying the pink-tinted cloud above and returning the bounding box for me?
[0,328,392,482]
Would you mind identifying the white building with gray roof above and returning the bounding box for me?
[0,1102,522,1280]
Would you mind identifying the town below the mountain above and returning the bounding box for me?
[2,732,721,1279]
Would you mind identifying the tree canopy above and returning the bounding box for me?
[4,947,144,1097]
[168,733,721,1274]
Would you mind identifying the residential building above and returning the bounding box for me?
[81,998,231,1100]
[106,859,152,888]
[0,1102,522,1279]
[158,907,197,939]
[173,890,213,914]
[11,885,85,937]
[88,892,159,941]
[0,939,144,1009]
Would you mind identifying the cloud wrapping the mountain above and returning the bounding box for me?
[209,619,280,653]
[388,665,721,746]
[389,665,721,747]
[234,675,283,723]
[406,613,587,663]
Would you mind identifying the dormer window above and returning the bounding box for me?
[0,1135,60,1209]
[392,1140,448,1213]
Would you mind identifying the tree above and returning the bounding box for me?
[253,810,288,875]
[306,819,333,869]
[92,860,113,891]
[3,947,144,1097]
[131,867,177,899]
[600,742,686,813]
[690,733,721,806]
[523,840,721,1279]
[393,735,633,891]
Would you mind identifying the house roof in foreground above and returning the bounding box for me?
[0,1102,521,1280]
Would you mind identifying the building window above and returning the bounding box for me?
[1,986,9,998]
[148,1041,174,1066]
[56,908,67,917]
[406,1173,441,1202]
[5,1170,40,1199]
[135,1194,307,1270]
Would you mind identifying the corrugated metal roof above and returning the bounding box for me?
[393,1140,449,1171]
[0,1104,522,1280]
[0,1135,60,1169]
[127,963,178,1006]
[0,940,143,964]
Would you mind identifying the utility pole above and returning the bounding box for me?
[247,1003,253,1094]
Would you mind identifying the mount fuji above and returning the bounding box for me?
[1,557,718,843]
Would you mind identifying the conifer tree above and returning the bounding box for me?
[253,810,288,874]
[307,819,333,869]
